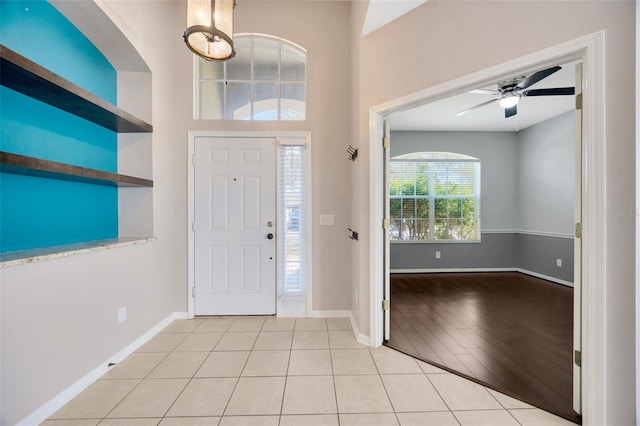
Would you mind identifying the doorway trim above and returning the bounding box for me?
[369,31,605,424]
[187,131,313,319]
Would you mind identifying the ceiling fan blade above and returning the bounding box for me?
[523,87,575,97]
[516,66,562,90]
[470,88,500,95]
[505,104,517,118]
[456,99,497,116]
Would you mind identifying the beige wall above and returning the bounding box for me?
[0,1,353,423]
[349,0,369,338]
[1,2,185,424]
[172,0,354,312]
[2,0,636,423]
[351,1,636,423]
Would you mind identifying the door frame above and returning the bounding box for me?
[369,32,605,423]
[187,131,312,319]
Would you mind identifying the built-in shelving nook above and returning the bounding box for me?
[0,5,154,266]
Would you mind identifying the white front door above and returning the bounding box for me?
[194,137,277,315]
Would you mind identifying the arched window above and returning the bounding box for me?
[389,152,481,241]
[195,34,306,120]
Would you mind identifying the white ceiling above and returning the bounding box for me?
[362,0,428,36]
[390,60,580,132]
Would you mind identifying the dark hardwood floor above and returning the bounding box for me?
[385,272,580,424]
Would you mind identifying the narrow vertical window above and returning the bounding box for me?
[278,141,308,304]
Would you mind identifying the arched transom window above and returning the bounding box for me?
[196,34,306,121]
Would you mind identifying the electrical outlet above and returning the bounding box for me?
[118,307,127,324]
[435,251,441,259]
[556,259,562,267]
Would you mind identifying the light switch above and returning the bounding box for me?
[320,214,335,226]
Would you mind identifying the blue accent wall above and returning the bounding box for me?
[0,0,119,253]
[0,0,117,103]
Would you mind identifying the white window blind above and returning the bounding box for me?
[390,152,481,241]
[278,143,307,295]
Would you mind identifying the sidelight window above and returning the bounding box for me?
[278,143,306,294]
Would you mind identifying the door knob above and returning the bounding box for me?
[267,233,274,240]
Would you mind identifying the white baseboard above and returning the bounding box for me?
[17,312,187,426]
[348,313,373,347]
[516,268,574,287]
[390,268,573,287]
[307,310,372,347]
[172,311,189,320]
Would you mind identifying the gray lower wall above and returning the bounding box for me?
[390,232,574,284]
[517,233,574,283]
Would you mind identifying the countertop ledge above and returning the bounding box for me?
[1,237,156,268]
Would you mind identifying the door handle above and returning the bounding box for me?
[267,233,274,240]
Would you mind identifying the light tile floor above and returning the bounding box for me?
[44,317,576,426]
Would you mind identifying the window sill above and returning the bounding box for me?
[0,237,156,268]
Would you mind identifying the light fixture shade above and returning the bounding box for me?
[184,0,236,61]
[498,95,520,109]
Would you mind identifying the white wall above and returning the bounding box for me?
[353,1,636,423]
[518,111,575,236]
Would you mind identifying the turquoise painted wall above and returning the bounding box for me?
[0,0,119,253]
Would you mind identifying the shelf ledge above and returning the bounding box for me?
[0,44,152,133]
[1,151,153,187]
[0,237,156,268]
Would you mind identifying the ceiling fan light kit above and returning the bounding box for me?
[498,96,520,109]
[457,65,575,119]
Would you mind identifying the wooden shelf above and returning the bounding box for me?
[0,151,153,187]
[0,45,152,133]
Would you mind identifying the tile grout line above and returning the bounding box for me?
[367,346,402,425]
[99,348,178,422]
[157,327,212,421]
[326,321,342,426]
[422,370,458,421]
[219,317,257,419]
[51,317,571,426]
[277,319,296,425]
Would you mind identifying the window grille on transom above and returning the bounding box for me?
[196,34,306,121]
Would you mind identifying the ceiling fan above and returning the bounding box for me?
[456,66,575,118]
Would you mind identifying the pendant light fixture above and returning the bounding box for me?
[183,0,236,61]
